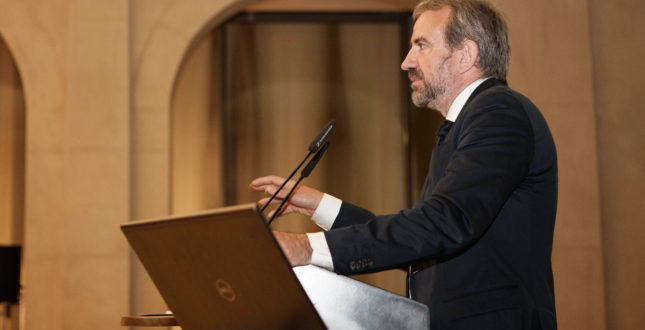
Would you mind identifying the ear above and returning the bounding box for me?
[456,39,479,73]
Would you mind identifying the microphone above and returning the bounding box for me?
[267,140,330,225]
[308,120,335,153]
[259,120,336,214]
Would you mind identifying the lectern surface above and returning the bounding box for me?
[121,203,325,330]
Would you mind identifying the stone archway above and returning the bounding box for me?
[131,0,259,220]
[0,30,25,330]
[0,35,25,246]
[0,3,63,329]
[1,2,131,329]
[129,0,261,314]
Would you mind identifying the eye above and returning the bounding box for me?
[410,38,431,52]
[416,42,430,52]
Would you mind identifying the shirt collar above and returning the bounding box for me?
[445,77,490,122]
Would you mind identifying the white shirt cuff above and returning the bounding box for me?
[306,232,334,271]
[311,193,342,230]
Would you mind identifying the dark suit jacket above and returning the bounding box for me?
[324,79,557,330]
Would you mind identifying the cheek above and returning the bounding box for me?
[416,61,434,80]
[416,53,438,75]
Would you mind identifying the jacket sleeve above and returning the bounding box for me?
[325,92,535,275]
[331,201,376,228]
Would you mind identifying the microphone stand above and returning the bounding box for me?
[259,152,312,214]
[267,140,330,225]
[259,120,335,214]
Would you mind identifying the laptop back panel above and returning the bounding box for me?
[121,203,325,330]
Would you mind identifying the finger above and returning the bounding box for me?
[249,175,286,190]
[249,181,275,192]
[258,196,283,207]
[264,183,299,200]
[267,207,293,219]
[257,177,297,195]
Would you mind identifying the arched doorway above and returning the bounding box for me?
[130,0,435,314]
[0,34,25,330]
[169,3,442,296]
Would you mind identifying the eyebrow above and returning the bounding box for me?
[411,37,431,46]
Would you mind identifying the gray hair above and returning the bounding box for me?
[413,0,510,81]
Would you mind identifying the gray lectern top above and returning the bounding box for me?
[295,265,429,329]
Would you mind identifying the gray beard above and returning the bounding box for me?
[408,67,448,109]
[411,80,446,108]
[408,53,453,109]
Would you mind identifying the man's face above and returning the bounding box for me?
[401,7,457,111]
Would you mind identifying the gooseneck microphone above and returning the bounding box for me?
[308,120,335,154]
[259,120,336,214]
[267,140,331,225]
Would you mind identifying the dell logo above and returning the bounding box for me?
[215,279,236,302]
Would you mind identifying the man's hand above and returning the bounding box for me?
[273,231,312,267]
[249,175,324,218]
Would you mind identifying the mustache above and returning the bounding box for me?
[408,68,424,80]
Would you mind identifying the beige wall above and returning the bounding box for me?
[589,0,645,329]
[0,0,642,329]
[502,0,606,328]
[0,1,130,329]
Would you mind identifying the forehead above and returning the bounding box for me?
[411,7,452,44]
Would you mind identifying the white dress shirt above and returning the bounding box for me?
[305,77,490,271]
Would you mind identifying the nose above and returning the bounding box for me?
[401,48,417,71]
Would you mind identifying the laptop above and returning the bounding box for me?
[121,203,326,330]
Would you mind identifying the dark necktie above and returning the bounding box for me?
[435,120,453,145]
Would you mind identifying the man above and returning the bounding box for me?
[250,1,557,329]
